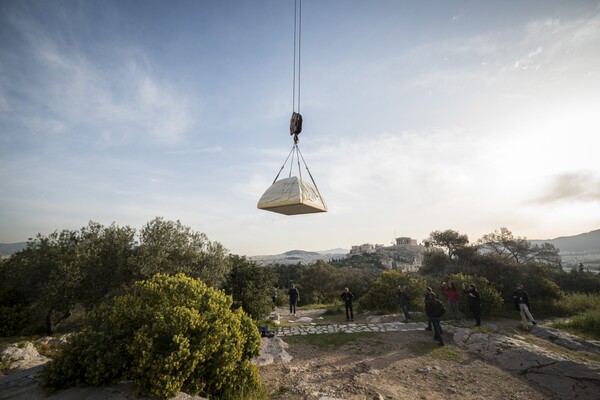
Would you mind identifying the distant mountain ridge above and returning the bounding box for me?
[0,242,27,257]
[249,248,350,266]
[2,230,598,260]
[531,229,600,254]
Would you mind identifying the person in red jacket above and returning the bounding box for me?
[441,282,461,323]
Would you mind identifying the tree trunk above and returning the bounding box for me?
[45,310,72,335]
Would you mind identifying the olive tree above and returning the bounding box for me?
[226,255,276,320]
[134,218,230,288]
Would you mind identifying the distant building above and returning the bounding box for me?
[350,243,384,254]
[395,237,417,246]
[349,236,424,271]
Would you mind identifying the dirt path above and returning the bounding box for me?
[260,308,557,400]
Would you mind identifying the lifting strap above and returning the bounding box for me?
[271,145,324,204]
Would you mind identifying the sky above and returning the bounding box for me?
[1,0,599,256]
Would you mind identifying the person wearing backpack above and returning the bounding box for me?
[426,292,446,346]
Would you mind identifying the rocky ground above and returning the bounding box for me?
[258,307,600,400]
[2,307,599,400]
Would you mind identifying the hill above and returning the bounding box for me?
[531,229,600,254]
[249,248,350,266]
[0,242,27,257]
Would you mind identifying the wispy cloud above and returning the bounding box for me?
[2,11,194,147]
[535,172,600,204]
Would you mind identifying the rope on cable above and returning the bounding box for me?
[290,0,303,145]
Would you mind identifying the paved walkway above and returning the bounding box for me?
[276,321,427,336]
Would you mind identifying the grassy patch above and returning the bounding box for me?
[0,356,10,374]
[284,332,381,349]
[406,340,466,362]
[469,326,494,334]
[550,309,600,341]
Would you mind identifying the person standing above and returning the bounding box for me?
[463,283,481,327]
[424,287,434,331]
[397,286,412,322]
[341,287,354,322]
[288,284,300,316]
[272,286,278,310]
[441,282,461,322]
[512,284,537,325]
[426,292,446,346]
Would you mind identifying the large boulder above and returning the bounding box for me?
[253,337,292,366]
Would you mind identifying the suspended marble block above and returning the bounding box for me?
[257,176,327,215]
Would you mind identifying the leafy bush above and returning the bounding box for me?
[43,273,262,399]
[0,304,30,337]
[537,292,600,317]
[552,269,600,294]
[226,255,276,320]
[448,273,503,316]
[359,270,427,312]
[552,309,600,340]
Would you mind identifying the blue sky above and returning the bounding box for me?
[1,0,599,256]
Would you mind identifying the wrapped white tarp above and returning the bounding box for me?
[257,176,327,215]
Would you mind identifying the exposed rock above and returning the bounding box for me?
[1,342,49,373]
[455,327,600,399]
[252,337,292,366]
[269,311,281,325]
[531,325,600,354]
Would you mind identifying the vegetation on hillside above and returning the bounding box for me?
[42,273,262,399]
[2,220,600,397]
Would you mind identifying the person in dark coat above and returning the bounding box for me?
[512,284,537,325]
[341,287,354,321]
[424,287,435,331]
[397,286,412,322]
[463,283,481,326]
[288,284,299,316]
[426,292,446,346]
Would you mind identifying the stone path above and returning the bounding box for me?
[276,321,426,336]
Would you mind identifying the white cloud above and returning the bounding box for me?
[3,12,195,147]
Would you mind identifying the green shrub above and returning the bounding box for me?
[359,270,427,312]
[43,273,262,399]
[449,273,503,316]
[552,309,600,340]
[0,304,30,337]
[533,292,600,317]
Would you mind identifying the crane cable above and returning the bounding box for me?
[273,0,324,200]
[290,0,303,145]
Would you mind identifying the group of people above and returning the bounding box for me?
[283,281,537,344]
[400,282,537,344]
[285,284,355,322]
